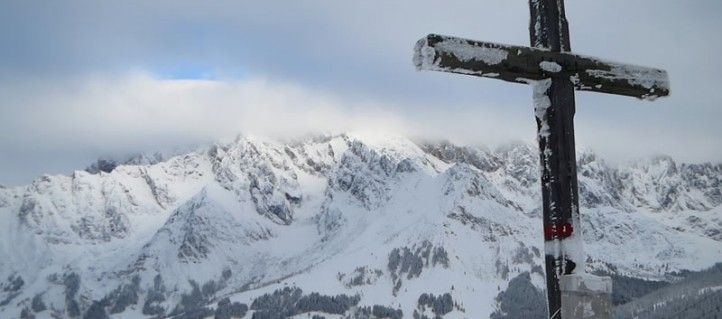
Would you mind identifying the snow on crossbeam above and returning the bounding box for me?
[414,34,669,100]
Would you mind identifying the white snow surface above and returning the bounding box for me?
[583,62,669,100]
[434,38,508,65]
[0,133,720,318]
[539,61,563,73]
[414,35,508,74]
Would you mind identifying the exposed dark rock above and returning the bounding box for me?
[86,152,172,174]
[104,206,129,239]
[315,206,344,240]
[141,167,173,208]
[396,158,419,173]
[332,141,398,209]
[86,159,119,174]
[447,206,514,241]
[285,193,302,205]
[177,211,212,261]
[420,141,501,172]
[69,206,129,242]
[248,168,294,225]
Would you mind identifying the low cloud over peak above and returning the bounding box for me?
[1,1,721,184]
[2,73,720,185]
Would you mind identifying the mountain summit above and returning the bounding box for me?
[1,133,720,318]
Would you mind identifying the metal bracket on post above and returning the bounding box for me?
[560,274,613,319]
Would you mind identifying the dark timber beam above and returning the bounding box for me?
[414,34,669,100]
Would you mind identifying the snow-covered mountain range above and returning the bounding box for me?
[1,133,720,319]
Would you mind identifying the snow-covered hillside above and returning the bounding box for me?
[0,133,720,319]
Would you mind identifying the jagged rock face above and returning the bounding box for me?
[0,133,720,318]
[420,141,501,173]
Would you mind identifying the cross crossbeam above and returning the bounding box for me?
[414,34,669,100]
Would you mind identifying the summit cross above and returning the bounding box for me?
[413,1,669,318]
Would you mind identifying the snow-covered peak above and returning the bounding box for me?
[0,134,720,318]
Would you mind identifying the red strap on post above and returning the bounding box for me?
[544,222,573,240]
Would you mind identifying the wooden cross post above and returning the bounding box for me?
[413,1,669,318]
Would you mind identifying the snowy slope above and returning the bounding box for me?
[0,133,720,318]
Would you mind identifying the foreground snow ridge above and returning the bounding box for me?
[0,133,720,318]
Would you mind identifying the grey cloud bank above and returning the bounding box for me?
[1,1,721,185]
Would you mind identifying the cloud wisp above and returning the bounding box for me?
[2,73,720,186]
[0,73,534,185]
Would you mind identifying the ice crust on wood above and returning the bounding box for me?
[583,63,669,101]
[414,34,670,100]
[433,37,508,65]
[413,38,436,71]
[539,61,562,73]
[414,35,509,74]
[533,79,553,140]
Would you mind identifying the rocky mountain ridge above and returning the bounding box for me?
[0,133,720,318]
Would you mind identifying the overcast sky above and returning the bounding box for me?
[1,1,721,186]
